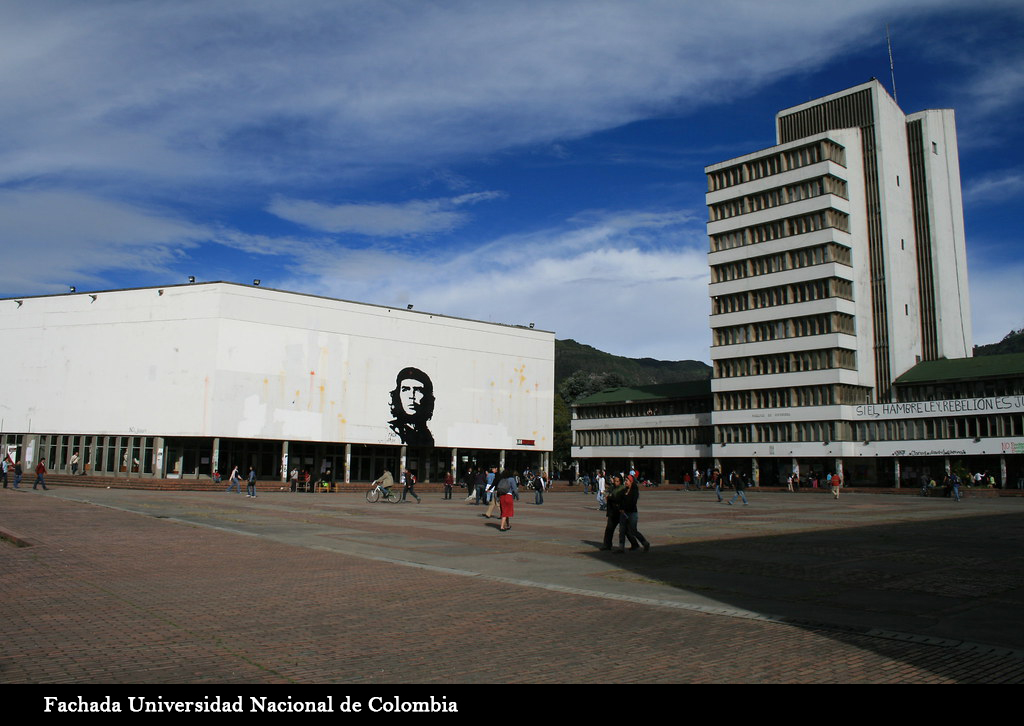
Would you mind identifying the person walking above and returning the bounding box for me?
[496,469,516,531]
[601,475,637,551]
[226,465,243,494]
[532,473,544,505]
[474,468,487,505]
[461,468,476,502]
[619,475,651,552]
[712,469,723,502]
[246,466,257,498]
[830,471,842,500]
[727,470,748,505]
[483,471,501,519]
[13,460,23,488]
[401,469,421,503]
[34,459,49,490]
[443,470,454,500]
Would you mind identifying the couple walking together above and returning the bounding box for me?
[601,474,650,553]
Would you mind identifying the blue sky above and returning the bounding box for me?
[2,0,1022,363]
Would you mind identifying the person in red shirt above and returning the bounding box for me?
[34,459,49,490]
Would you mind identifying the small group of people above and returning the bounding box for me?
[224,465,258,497]
[724,469,749,505]
[2,454,33,490]
[600,471,651,553]
[477,469,518,530]
[368,468,420,502]
[783,470,842,498]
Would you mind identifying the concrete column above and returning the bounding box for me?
[127,436,137,479]
[280,440,288,483]
[834,458,843,483]
[345,444,352,484]
[791,457,799,477]
[154,437,165,478]
[660,459,666,485]
[23,434,40,467]
[751,457,759,487]
[499,450,506,472]
[450,448,458,481]
[894,458,901,488]
[1000,455,1007,488]
[400,446,407,475]
[211,438,220,480]
[944,457,951,476]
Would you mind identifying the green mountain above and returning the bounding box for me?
[550,339,711,469]
[974,328,1024,356]
[555,338,711,387]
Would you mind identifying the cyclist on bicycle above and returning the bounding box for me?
[372,468,395,496]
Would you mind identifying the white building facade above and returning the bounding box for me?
[569,381,713,483]
[706,80,988,486]
[1,282,554,483]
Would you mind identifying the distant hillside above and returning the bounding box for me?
[555,339,711,387]
[550,339,711,468]
[974,328,1024,356]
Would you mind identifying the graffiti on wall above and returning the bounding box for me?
[386,367,435,448]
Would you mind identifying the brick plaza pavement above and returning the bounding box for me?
[2,485,1023,684]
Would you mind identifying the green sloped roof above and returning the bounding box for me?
[894,353,1024,385]
[575,380,711,405]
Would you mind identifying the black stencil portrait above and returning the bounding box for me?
[388,367,435,447]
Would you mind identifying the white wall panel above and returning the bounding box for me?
[0,283,555,451]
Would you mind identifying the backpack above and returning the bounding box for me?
[496,477,512,496]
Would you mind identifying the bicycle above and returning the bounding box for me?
[366,483,401,503]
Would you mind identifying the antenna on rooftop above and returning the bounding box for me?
[886,24,898,105]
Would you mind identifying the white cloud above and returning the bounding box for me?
[0,0,969,190]
[274,208,712,361]
[0,0,1015,366]
[267,191,503,236]
[0,189,207,291]
[963,169,1024,206]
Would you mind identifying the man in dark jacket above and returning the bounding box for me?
[619,475,651,552]
[600,475,637,551]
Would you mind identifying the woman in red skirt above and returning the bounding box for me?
[496,469,515,531]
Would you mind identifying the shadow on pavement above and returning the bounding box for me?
[582,509,1024,681]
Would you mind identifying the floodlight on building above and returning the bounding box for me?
[69,286,76,293]
[253,279,261,286]
[188,276,196,283]
[529,323,535,329]
[158,289,164,296]
[89,294,97,303]
[15,300,23,308]
[407,304,414,310]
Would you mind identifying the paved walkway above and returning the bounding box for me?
[2,485,1023,683]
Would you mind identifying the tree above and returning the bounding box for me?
[558,370,627,404]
